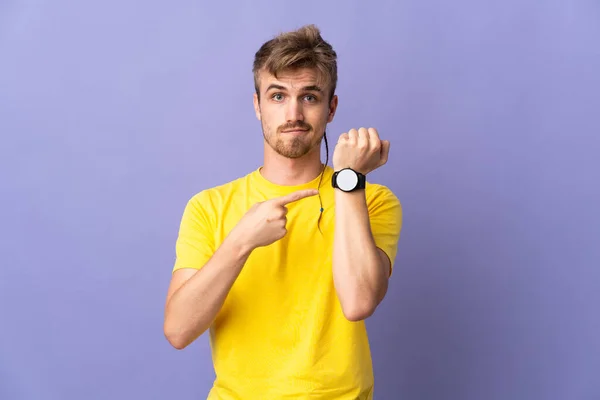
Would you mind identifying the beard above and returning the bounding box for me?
[262,120,322,159]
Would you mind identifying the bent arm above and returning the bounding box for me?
[333,189,398,321]
[164,234,251,349]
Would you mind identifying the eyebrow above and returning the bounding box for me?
[265,84,323,93]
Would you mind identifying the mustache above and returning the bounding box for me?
[278,122,312,132]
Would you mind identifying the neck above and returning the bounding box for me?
[260,143,324,186]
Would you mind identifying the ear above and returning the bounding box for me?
[253,93,261,121]
[327,95,338,123]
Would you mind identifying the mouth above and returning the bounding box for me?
[281,129,309,135]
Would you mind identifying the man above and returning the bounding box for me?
[164,24,402,400]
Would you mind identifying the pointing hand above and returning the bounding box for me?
[232,189,319,250]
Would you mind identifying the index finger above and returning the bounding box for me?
[272,189,319,206]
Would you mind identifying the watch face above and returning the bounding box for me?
[337,169,359,191]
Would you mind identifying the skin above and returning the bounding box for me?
[163,67,391,350]
[253,68,336,185]
[331,127,391,320]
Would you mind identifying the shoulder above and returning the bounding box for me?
[189,171,253,201]
[184,171,253,212]
[365,183,403,238]
[178,174,250,229]
[365,182,401,207]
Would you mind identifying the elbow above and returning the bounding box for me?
[164,320,197,350]
[340,298,378,322]
[166,335,189,350]
[337,282,387,322]
[164,328,189,350]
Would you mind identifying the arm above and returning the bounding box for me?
[163,233,252,350]
[331,127,401,321]
[164,189,319,349]
[332,189,392,321]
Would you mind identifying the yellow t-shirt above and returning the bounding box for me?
[173,166,402,400]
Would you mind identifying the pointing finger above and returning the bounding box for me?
[272,189,319,206]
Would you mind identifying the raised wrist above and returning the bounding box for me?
[332,167,367,192]
[334,188,366,200]
[333,165,367,175]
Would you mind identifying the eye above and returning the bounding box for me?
[304,94,317,102]
[271,93,284,102]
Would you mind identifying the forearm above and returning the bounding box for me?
[164,234,252,349]
[333,190,388,321]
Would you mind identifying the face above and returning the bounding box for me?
[253,68,338,159]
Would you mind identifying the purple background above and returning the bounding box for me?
[1,1,599,399]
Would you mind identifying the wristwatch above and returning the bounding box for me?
[332,168,366,192]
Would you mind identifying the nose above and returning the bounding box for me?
[285,98,304,122]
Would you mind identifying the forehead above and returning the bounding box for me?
[258,67,325,92]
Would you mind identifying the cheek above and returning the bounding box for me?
[308,108,330,127]
[261,108,283,125]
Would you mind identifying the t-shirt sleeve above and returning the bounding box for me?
[173,191,216,272]
[368,185,403,275]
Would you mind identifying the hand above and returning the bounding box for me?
[332,127,390,175]
[231,189,319,251]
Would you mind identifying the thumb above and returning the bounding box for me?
[379,140,390,166]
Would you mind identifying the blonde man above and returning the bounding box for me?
[164,24,402,400]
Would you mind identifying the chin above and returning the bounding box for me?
[268,139,307,158]
[276,148,310,159]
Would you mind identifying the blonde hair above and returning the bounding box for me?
[253,24,338,100]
